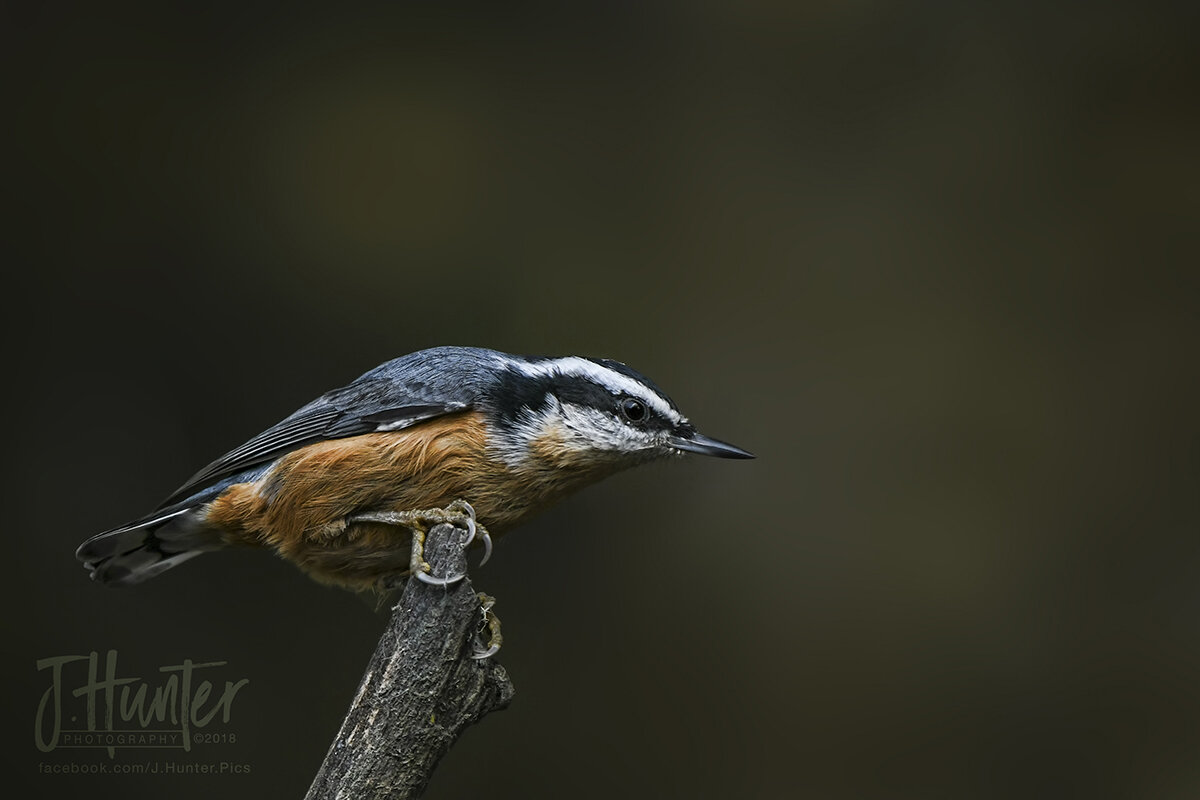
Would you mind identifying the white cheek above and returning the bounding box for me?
[489,400,658,469]
[558,405,661,455]
[558,406,620,447]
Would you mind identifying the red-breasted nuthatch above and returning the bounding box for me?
[76,346,754,592]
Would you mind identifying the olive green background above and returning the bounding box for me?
[5,4,1198,798]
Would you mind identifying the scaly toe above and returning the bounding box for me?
[446,499,477,519]
[470,593,502,658]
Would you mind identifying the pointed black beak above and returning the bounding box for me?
[668,431,755,459]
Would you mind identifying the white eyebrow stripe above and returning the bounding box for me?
[508,356,682,423]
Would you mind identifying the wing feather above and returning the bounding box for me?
[158,395,466,508]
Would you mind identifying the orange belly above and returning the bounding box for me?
[202,410,590,590]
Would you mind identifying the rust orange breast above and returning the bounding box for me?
[201,409,610,589]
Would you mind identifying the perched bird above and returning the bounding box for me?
[76,346,753,592]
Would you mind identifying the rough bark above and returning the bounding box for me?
[306,522,514,799]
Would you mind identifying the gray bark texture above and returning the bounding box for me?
[305,522,515,800]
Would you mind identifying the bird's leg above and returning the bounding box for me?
[471,592,503,660]
[348,499,492,586]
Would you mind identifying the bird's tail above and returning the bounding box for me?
[76,506,226,586]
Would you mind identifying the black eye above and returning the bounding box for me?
[620,397,646,422]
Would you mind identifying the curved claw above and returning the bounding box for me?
[445,499,479,550]
[471,643,501,660]
[416,570,465,587]
[449,499,491,567]
[459,514,477,548]
[478,529,493,567]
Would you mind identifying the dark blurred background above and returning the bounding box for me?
[4,3,1198,798]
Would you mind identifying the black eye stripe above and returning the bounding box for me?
[491,366,675,432]
[585,358,680,414]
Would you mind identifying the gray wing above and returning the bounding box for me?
[158,378,469,508]
[157,347,505,508]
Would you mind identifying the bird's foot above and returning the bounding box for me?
[471,592,503,660]
[349,499,492,586]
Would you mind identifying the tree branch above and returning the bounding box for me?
[306,522,515,799]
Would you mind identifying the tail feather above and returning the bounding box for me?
[76,506,225,586]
